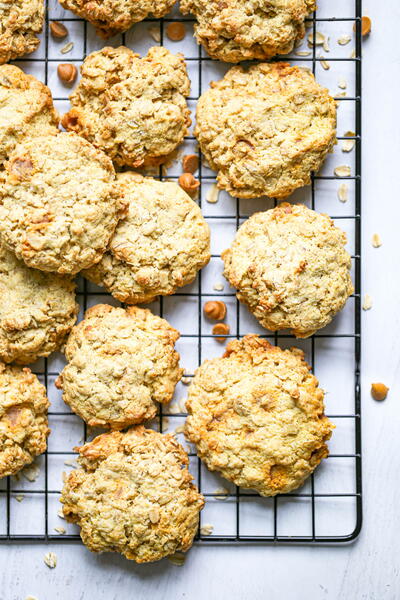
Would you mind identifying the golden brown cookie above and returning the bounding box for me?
[185,335,334,496]
[0,0,44,65]
[195,62,336,199]
[61,427,204,562]
[83,172,210,304]
[222,203,353,337]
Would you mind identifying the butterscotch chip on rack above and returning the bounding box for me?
[0,244,78,365]
[185,335,334,496]
[0,0,44,64]
[59,0,176,39]
[195,62,336,199]
[180,0,315,63]
[60,426,204,562]
[62,46,191,169]
[0,132,125,275]
[0,363,49,479]
[56,304,183,429]
[222,203,353,337]
[0,65,59,167]
[83,172,210,304]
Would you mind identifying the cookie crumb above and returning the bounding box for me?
[43,552,57,569]
[362,294,372,311]
[181,377,191,385]
[22,462,40,482]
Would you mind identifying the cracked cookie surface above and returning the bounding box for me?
[0,363,49,478]
[56,304,183,429]
[0,0,44,65]
[61,426,204,562]
[185,335,334,496]
[0,132,125,275]
[84,172,210,304]
[195,62,336,199]
[62,46,191,169]
[222,203,353,337]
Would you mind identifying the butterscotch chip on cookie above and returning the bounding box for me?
[59,0,175,38]
[195,62,336,199]
[0,244,78,365]
[181,0,315,63]
[0,132,125,275]
[185,335,334,496]
[0,0,44,65]
[222,203,353,337]
[83,172,210,304]
[62,46,191,169]
[56,304,183,429]
[0,363,49,479]
[0,65,59,167]
[61,426,204,562]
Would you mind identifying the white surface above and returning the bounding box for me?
[1,1,400,598]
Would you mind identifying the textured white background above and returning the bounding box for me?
[1,1,399,598]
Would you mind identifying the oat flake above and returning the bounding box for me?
[338,183,348,203]
[338,35,352,45]
[200,523,214,536]
[214,486,229,500]
[372,234,382,248]
[168,552,186,566]
[147,26,161,43]
[60,42,74,54]
[362,294,373,311]
[334,165,351,177]
[206,184,219,204]
[44,552,57,568]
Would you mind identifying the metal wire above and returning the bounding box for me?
[1,0,362,544]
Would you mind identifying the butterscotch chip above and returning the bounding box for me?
[50,21,68,39]
[222,204,353,337]
[203,301,226,320]
[0,0,44,64]
[180,0,316,62]
[182,154,199,174]
[178,172,200,194]
[56,304,183,429]
[60,427,204,562]
[166,22,186,41]
[195,62,336,199]
[371,383,389,401]
[0,363,49,479]
[57,63,77,84]
[212,322,229,342]
[185,335,334,496]
[62,46,191,168]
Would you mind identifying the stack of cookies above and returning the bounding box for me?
[0,0,353,563]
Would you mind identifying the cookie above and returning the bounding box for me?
[0,363,49,478]
[195,62,336,199]
[0,244,78,365]
[181,0,315,63]
[0,132,126,275]
[62,46,191,169]
[61,426,204,562]
[0,0,44,64]
[56,304,183,429]
[0,65,59,167]
[83,172,210,304]
[222,203,353,337]
[59,0,175,38]
[185,335,334,496]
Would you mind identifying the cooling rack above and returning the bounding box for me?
[0,0,362,544]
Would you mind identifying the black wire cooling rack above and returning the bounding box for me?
[0,0,362,544]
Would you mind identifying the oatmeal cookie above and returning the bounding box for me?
[222,203,353,337]
[0,132,126,275]
[56,304,183,429]
[0,363,49,478]
[0,65,59,167]
[59,0,175,39]
[180,0,315,63]
[185,335,333,496]
[0,244,78,365]
[195,62,336,199]
[62,46,191,169]
[61,426,204,562]
[0,0,44,65]
[83,172,210,304]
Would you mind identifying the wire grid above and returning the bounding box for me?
[0,0,362,544]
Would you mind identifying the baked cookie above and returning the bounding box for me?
[180,0,315,63]
[222,203,353,337]
[0,65,59,167]
[0,244,78,365]
[0,0,44,65]
[195,62,336,199]
[185,335,334,496]
[83,172,210,304]
[62,46,191,169]
[56,304,183,429]
[59,0,175,39]
[0,132,126,275]
[0,363,49,479]
[61,426,204,562]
